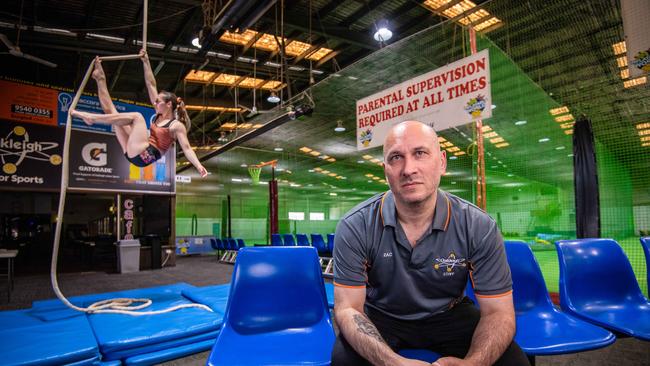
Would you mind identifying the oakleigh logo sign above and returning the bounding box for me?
[0,124,61,186]
[356,50,492,150]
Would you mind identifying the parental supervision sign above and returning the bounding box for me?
[356,49,491,150]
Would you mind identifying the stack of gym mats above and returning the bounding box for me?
[0,282,333,365]
[1,283,229,366]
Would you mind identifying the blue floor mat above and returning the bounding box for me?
[31,283,223,357]
[0,309,100,366]
[124,339,216,366]
[181,284,231,313]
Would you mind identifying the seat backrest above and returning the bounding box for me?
[210,238,219,250]
[504,241,554,312]
[296,234,310,246]
[311,234,327,252]
[227,238,237,250]
[236,238,246,249]
[556,239,646,311]
[271,233,283,246]
[327,233,335,253]
[282,234,296,246]
[641,237,650,287]
[225,247,329,334]
[215,238,224,250]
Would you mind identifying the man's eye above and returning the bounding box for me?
[390,155,401,161]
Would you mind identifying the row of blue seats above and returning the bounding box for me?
[271,233,335,254]
[207,238,650,365]
[210,237,246,251]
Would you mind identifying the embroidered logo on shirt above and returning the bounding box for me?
[433,252,466,276]
[383,252,393,258]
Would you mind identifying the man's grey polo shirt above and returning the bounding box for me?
[333,189,512,320]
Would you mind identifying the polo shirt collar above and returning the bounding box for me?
[381,189,451,231]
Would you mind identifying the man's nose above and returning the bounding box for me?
[401,156,417,177]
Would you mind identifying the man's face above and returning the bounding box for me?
[383,122,447,206]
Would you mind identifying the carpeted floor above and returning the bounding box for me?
[1,255,648,365]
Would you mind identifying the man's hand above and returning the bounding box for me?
[434,356,475,366]
[398,358,436,366]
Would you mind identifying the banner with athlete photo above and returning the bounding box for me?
[0,120,63,190]
[68,129,175,194]
[356,50,491,150]
[57,92,156,134]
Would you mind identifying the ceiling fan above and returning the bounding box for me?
[0,33,57,68]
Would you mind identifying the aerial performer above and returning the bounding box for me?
[71,49,208,177]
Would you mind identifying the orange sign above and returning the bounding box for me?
[0,80,58,126]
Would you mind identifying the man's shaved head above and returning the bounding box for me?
[382,120,446,208]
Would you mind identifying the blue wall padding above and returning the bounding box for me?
[123,339,216,366]
[324,283,334,308]
[181,284,231,313]
[0,309,100,366]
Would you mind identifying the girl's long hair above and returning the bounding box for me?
[159,90,191,130]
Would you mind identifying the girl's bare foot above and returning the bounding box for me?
[92,57,106,82]
[70,109,94,126]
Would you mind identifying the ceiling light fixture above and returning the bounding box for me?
[267,91,280,103]
[514,120,527,125]
[274,147,284,152]
[334,120,346,132]
[191,37,201,48]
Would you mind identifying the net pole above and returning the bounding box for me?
[469,27,486,211]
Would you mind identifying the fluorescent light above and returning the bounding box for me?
[231,178,242,182]
[329,192,337,196]
[240,163,248,167]
[274,147,284,151]
[191,37,201,48]
[357,160,365,163]
[555,146,565,150]
[449,156,458,160]
[264,61,281,68]
[514,120,527,125]
[538,138,550,143]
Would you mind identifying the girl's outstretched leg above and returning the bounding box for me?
[92,57,130,153]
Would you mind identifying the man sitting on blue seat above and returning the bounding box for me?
[332,121,529,366]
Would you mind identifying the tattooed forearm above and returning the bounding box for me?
[353,314,386,343]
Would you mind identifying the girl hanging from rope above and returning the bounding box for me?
[71,50,208,177]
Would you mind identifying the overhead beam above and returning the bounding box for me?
[263,10,378,51]
[340,0,384,29]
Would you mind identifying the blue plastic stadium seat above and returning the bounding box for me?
[207,247,335,365]
[327,233,335,253]
[271,233,283,246]
[236,238,246,249]
[282,233,296,246]
[210,238,218,250]
[398,349,440,362]
[296,233,310,246]
[311,233,329,256]
[215,238,224,251]
[641,237,650,288]
[226,238,237,251]
[504,241,615,355]
[556,239,650,341]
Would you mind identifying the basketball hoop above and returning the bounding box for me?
[248,166,262,185]
[246,160,278,185]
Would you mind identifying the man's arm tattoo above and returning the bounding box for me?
[352,314,386,343]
